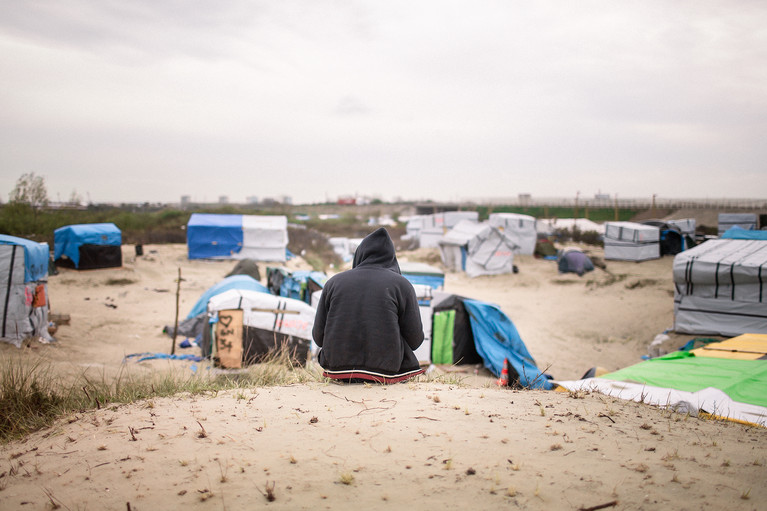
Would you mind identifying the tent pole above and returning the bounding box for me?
[171,267,182,355]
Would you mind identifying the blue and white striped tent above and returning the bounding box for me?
[187,213,288,261]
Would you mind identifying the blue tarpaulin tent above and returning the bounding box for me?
[463,299,553,389]
[54,223,122,269]
[186,213,288,261]
[0,234,49,282]
[186,275,269,319]
[0,235,53,346]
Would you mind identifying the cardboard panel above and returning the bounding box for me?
[216,309,243,368]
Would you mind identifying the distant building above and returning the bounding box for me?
[218,196,229,204]
[518,193,531,206]
[246,196,259,204]
[338,196,356,205]
[180,195,191,207]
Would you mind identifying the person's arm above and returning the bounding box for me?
[312,289,327,347]
[398,283,424,350]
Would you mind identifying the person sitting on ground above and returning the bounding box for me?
[312,227,425,384]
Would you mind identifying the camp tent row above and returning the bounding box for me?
[0,235,53,347]
[187,213,288,261]
[176,262,549,387]
[404,211,479,248]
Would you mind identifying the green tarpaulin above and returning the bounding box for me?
[431,310,455,365]
[600,351,767,408]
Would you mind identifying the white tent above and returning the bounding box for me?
[718,213,758,236]
[536,218,605,236]
[673,239,767,336]
[667,218,696,238]
[488,213,537,255]
[603,221,660,261]
[406,211,479,248]
[439,220,518,278]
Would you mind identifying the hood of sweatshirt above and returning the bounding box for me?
[352,227,401,274]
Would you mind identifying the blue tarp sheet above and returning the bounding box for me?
[53,223,121,268]
[463,299,553,389]
[722,226,767,240]
[187,213,244,259]
[186,275,269,319]
[0,234,49,282]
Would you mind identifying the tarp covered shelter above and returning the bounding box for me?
[718,213,758,236]
[673,239,767,336]
[201,289,316,367]
[429,292,552,389]
[555,334,767,426]
[266,267,327,305]
[0,235,53,347]
[54,223,122,269]
[438,220,518,278]
[186,275,269,320]
[603,221,660,261]
[642,221,688,256]
[167,275,270,340]
[187,213,288,261]
[488,213,537,255]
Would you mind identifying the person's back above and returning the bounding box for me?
[312,228,424,383]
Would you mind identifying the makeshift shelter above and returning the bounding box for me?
[488,213,537,255]
[667,218,696,238]
[439,220,518,278]
[166,275,270,340]
[718,213,758,236]
[54,223,122,269]
[557,249,595,276]
[429,292,552,389]
[266,267,327,305]
[642,221,688,255]
[201,289,316,368]
[0,235,52,347]
[555,334,767,426]
[603,221,660,261]
[187,213,288,261]
[673,239,767,336]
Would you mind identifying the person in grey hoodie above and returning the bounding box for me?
[312,227,425,383]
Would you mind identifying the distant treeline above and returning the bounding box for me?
[1,202,640,246]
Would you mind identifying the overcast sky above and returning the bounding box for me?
[1,1,766,205]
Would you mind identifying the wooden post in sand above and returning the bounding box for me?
[171,267,181,355]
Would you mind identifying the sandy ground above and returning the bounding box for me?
[1,243,765,510]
